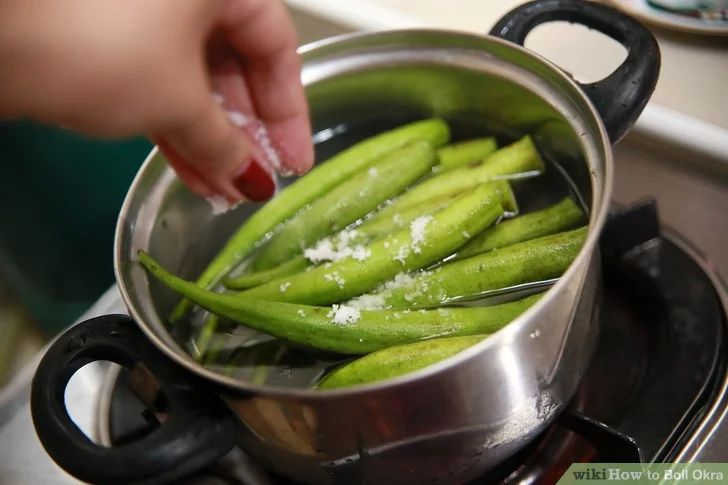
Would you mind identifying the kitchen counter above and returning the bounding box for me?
[288,0,728,130]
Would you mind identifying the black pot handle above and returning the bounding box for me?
[490,0,660,143]
[31,314,238,484]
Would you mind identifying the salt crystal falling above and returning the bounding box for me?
[226,110,284,174]
[206,194,242,215]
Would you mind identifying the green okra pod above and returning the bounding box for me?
[366,135,543,227]
[236,181,513,305]
[170,118,450,321]
[436,138,497,172]
[317,335,488,389]
[356,193,458,237]
[366,226,587,309]
[251,141,438,271]
[225,194,460,290]
[139,250,541,354]
[224,256,311,290]
[453,197,586,261]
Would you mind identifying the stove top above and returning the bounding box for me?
[78,200,726,484]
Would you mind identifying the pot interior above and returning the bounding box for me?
[116,30,610,391]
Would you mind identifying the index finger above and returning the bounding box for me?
[220,0,313,174]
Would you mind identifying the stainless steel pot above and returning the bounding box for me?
[30,1,659,483]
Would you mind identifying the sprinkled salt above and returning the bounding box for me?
[394,245,410,264]
[462,231,471,238]
[303,230,368,263]
[347,293,386,310]
[327,304,361,325]
[323,272,346,289]
[392,213,404,226]
[410,215,433,254]
[206,194,241,215]
[297,309,306,318]
[226,110,284,174]
[383,241,391,248]
[351,245,371,262]
[338,229,360,246]
[368,167,378,177]
[226,111,249,127]
[279,281,291,292]
[304,239,336,263]
[383,272,417,290]
[529,329,541,339]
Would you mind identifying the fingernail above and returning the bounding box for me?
[233,158,276,202]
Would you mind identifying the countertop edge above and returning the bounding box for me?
[286,0,728,170]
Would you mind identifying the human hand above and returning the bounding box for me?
[0,0,313,202]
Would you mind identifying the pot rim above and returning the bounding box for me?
[114,28,614,399]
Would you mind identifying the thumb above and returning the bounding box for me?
[153,81,276,203]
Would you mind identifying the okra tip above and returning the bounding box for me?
[137,250,157,273]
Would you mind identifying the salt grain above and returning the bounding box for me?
[206,194,241,215]
[347,293,386,310]
[279,281,291,292]
[327,304,361,325]
[226,110,283,173]
[394,245,410,265]
[383,272,417,290]
[304,230,369,263]
[351,245,371,262]
[304,239,336,263]
[369,167,378,177]
[324,272,346,289]
[410,215,433,254]
[297,309,306,317]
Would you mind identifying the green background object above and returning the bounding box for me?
[0,120,151,334]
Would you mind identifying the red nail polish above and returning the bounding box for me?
[233,159,275,202]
